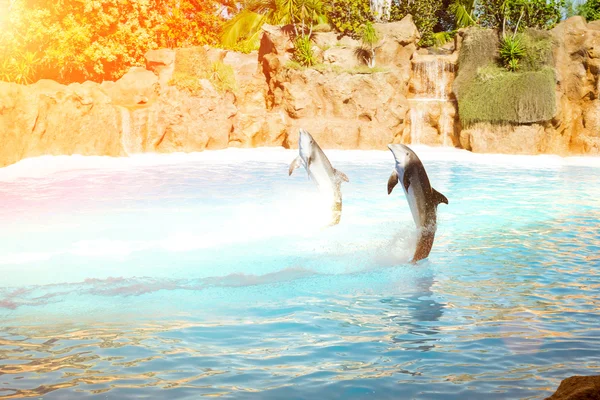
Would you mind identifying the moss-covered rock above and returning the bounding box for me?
[454,28,557,126]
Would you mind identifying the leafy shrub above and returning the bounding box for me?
[476,0,564,31]
[170,48,237,95]
[0,51,39,84]
[0,0,223,84]
[325,0,373,37]
[579,0,600,21]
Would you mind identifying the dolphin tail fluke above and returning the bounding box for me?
[334,169,349,184]
[432,188,448,205]
[412,229,435,263]
[387,170,399,194]
[288,156,303,176]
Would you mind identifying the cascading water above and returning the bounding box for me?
[119,106,143,155]
[370,0,392,20]
[409,56,457,146]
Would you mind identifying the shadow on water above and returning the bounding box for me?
[381,271,445,352]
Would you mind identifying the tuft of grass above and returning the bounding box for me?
[458,66,556,126]
[0,50,40,84]
[206,61,237,93]
[169,47,237,95]
[293,34,316,67]
[500,34,526,71]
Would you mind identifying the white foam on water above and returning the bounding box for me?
[1,147,600,182]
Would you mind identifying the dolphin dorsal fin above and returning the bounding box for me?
[334,169,349,183]
[432,188,448,205]
[288,156,302,176]
[387,170,398,194]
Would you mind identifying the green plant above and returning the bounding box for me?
[500,34,526,71]
[477,0,564,32]
[1,0,223,83]
[0,50,40,84]
[432,31,456,47]
[454,27,557,126]
[221,0,327,51]
[325,0,373,37]
[450,0,478,28]
[579,0,600,21]
[356,21,379,67]
[293,34,315,66]
[206,61,237,93]
[169,47,237,95]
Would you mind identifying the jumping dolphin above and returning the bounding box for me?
[387,144,448,263]
[289,128,349,225]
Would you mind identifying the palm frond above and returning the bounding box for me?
[433,31,453,47]
[220,9,267,47]
[450,0,477,28]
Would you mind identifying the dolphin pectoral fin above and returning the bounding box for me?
[288,156,302,176]
[387,170,399,195]
[432,188,449,205]
[334,169,349,183]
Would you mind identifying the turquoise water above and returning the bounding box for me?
[0,148,599,399]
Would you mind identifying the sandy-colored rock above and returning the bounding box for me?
[458,123,569,154]
[375,15,419,68]
[145,48,175,86]
[103,67,159,106]
[313,31,339,50]
[583,100,600,133]
[322,47,360,69]
[0,81,124,167]
[375,15,420,46]
[545,375,600,400]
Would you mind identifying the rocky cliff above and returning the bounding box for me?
[0,16,599,168]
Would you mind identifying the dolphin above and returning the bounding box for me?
[289,128,349,225]
[387,144,448,263]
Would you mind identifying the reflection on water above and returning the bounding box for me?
[0,150,600,399]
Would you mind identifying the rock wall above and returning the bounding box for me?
[1,16,600,168]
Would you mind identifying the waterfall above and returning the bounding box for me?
[370,0,392,21]
[119,107,142,156]
[439,108,451,147]
[409,104,425,145]
[409,56,457,146]
[412,60,456,101]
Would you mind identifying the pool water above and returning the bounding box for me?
[0,147,599,399]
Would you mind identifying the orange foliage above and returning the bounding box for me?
[0,0,225,83]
